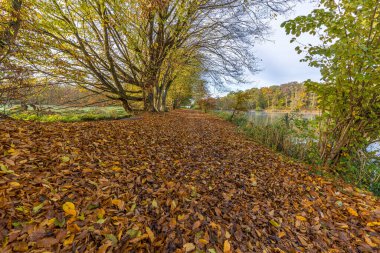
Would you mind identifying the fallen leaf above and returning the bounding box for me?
[63,234,75,246]
[366,221,380,227]
[347,207,358,217]
[111,199,125,210]
[33,202,45,214]
[224,240,231,253]
[63,202,76,216]
[111,166,122,172]
[9,182,21,187]
[183,243,196,252]
[296,215,307,221]
[364,236,378,248]
[270,219,281,228]
[146,227,155,243]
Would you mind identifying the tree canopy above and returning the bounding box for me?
[3,0,294,112]
[282,0,380,166]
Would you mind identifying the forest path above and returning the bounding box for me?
[0,110,379,252]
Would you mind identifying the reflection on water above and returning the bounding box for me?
[246,110,317,124]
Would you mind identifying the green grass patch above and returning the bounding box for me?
[4,106,131,122]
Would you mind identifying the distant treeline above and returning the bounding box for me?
[216,82,318,111]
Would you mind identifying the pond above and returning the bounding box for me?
[246,110,317,124]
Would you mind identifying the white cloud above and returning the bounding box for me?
[220,1,322,94]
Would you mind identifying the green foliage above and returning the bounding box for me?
[282,0,380,167]
[216,82,317,112]
[9,106,130,122]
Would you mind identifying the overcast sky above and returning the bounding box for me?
[214,1,322,95]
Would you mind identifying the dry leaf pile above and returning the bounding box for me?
[0,110,379,252]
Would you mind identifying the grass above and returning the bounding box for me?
[0,105,131,122]
[213,110,380,196]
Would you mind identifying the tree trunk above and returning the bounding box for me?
[144,88,158,112]
[121,99,132,112]
[161,89,168,112]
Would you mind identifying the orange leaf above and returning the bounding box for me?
[146,227,155,243]
[224,240,231,253]
[347,207,358,217]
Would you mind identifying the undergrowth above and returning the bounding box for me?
[213,110,380,196]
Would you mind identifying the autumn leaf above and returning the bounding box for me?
[105,234,118,245]
[97,208,105,219]
[146,227,155,243]
[151,199,158,208]
[367,221,380,227]
[223,240,231,253]
[199,238,209,245]
[296,215,307,221]
[62,202,77,216]
[183,243,196,252]
[68,223,81,234]
[270,219,281,228]
[33,202,45,214]
[111,199,125,210]
[9,182,21,187]
[364,236,378,248]
[347,207,358,217]
[111,166,122,172]
[63,234,75,246]
[61,156,70,163]
[12,242,28,252]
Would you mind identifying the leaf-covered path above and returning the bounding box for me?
[0,110,379,252]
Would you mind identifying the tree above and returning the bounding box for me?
[15,0,294,112]
[0,0,22,63]
[229,90,249,119]
[282,0,380,166]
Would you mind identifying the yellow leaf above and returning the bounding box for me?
[63,234,75,246]
[347,207,358,217]
[365,236,378,248]
[367,221,380,227]
[111,166,122,172]
[296,215,307,221]
[198,238,208,245]
[146,227,155,243]
[63,202,77,217]
[47,218,56,226]
[97,208,106,219]
[111,199,124,210]
[250,173,257,187]
[223,240,231,253]
[9,182,21,187]
[270,219,281,228]
[152,199,158,208]
[278,231,286,238]
[183,243,196,252]
[178,214,187,221]
[8,148,17,154]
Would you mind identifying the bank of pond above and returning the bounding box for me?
[214,110,380,196]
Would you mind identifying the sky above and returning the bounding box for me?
[215,1,322,94]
